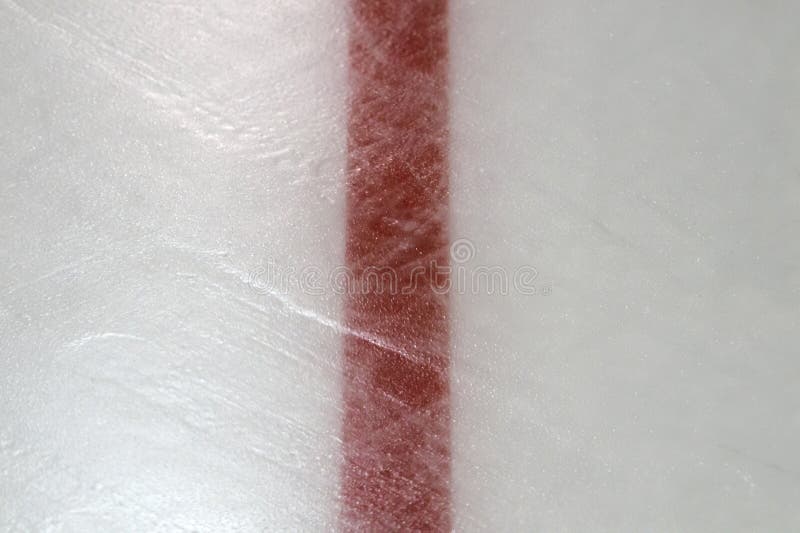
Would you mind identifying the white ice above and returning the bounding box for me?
[1,0,799,531]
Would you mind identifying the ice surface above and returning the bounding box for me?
[1,1,347,530]
[1,0,799,531]
[450,1,800,530]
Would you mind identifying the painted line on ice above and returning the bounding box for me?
[342,0,452,530]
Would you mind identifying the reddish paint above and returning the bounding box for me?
[342,0,451,531]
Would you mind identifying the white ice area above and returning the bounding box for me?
[1,1,347,530]
[451,1,800,530]
[2,0,799,531]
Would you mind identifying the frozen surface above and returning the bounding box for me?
[1,0,799,531]
[1,1,347,530]
[450,1,800,530]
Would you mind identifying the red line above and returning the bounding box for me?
[342,1,451,531]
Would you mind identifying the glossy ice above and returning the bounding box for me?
[1,0,799,531]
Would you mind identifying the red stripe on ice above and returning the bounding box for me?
[342,1,451,531]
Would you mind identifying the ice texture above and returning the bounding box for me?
[1,0,800,531]
[1,0,347,530]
